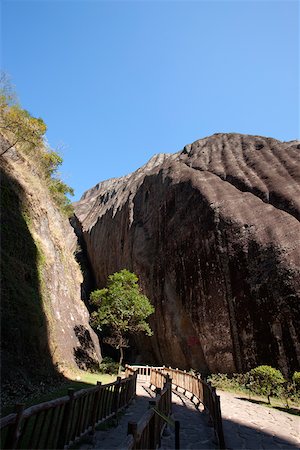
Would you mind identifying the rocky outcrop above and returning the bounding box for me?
[0,137,101,400]
[74,133,300,376]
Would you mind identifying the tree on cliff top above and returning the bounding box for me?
[90,269,154,373]
[0,72,47,156]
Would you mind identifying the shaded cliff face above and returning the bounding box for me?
[0,140,101,400]
[74,133,300,375]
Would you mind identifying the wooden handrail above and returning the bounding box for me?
[125,365,225,449]
[0,371,138,449]
[161,367,225,449]
[124,369,172,450]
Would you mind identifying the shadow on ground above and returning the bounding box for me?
[237,396,300,417]
[75,385,300,450]
[222,417,299,450]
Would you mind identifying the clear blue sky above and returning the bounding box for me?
[1,0,299,200]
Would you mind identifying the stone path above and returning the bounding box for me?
[79,381,215,450]
[79,382,153,449]
[79,383,300,449]
[218,390,300,450]
[160,389,215,450]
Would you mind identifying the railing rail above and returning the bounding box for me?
[126,364,164,382]
[162,367,225,449]
[0,371,137,449]
[123,372,172,450]
[126,365,225,449]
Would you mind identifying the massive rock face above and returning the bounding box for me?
[74,133,300,375]
[0,136,101,403]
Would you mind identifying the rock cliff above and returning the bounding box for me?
[0,136,101,403]
[74,133,300,375]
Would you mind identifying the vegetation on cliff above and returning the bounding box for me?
[0,75,101,409]
[0,73,74,216]
[0,168,60,409]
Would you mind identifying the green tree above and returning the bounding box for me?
[292,371,300,389]
[0,72,47,156]
[248,365,285,404]
[90,269,154,373]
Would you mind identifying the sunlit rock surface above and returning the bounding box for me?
[1,136,101,398]
[74,133,300,375]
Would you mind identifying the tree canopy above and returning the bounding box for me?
[90,269,154,372]
[0,73,47,156]
[0,72,74,216]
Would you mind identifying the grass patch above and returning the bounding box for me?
[1,372,116,417]
[236,397,300,416]
[208,372,300,416]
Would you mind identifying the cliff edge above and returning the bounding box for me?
[0,136,101,405]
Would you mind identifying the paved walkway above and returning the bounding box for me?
[79,381,215,450]
[79,383,300,450]
[160,389,215,450]
[218,390,300,450]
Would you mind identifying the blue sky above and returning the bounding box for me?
[1,0,299,200]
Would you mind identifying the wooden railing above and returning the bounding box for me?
[125,364,164,382]
[122,372,172,450]
[126,365,225,449]
[150,367,167,389]
[0,371,137,449]
[162,367,225,449]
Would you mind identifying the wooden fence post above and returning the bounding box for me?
[175,420,180,450]
[4,403,25,449]
[113,377,122,420]
[127,421,137,443]
[149,399,158,449]
[133,372,137,400]
[90,382,102,434]
[57,388,75,448]
[216,395,226,449]
[165,375,172,413]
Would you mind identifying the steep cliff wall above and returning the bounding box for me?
[0,138,101,403]
[74,133,300,376]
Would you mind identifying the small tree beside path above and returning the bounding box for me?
[90,269,154,373]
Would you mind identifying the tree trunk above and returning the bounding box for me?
[118,345,124,375]
[0,139,19,156]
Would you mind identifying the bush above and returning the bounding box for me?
[208,373,249,392]
[0,73,74,217]
[248,365,285,403]
[99,357,120,375]
[48,178,74,216]
[292,372,300,389]
[208,368,300,408]
[41,150,63,177]
[284,372,300,405]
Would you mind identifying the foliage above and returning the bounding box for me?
[90,269,154,372]
[42,150,63,176]
[99,357,120,375]
[48,178,74,216]
[292,372,300,388]
[208,368,299,409]
[0,72,16,106]
[207,373,250,394]
[0,74,47,155]
[283,372,300,405]
[248,365,285,403]
[0,72,74,216]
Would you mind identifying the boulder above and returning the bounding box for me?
[74,133,300,375]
